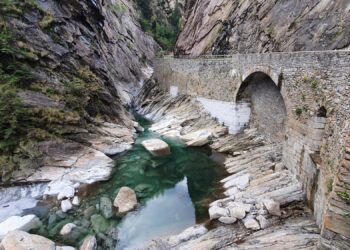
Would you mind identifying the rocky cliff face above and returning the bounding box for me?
[175,0,350,55]
[0,0,158,183]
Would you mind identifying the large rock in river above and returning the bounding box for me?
[113,187,137,214]
[0,215,42,240]
[1,231,55,250]
[141,139,170,156]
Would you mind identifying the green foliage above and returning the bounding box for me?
[336,191,350,203]
[64,66,101,115]
[136,0,181,51]
[295,108,303,116]
[135,0,152,19]
[111,0,127,14]
[326,178,333,194]
[39,12,54,29]
[303,76,319,89]
[0,0,42,17]
[266,26,275,36]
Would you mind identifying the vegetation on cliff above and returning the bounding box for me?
[136,0,181,52]
[0,3,107,182]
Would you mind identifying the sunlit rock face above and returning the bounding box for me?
[175,0,350,55]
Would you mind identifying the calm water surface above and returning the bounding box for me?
[36,115,225,249]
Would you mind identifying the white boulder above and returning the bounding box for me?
[218,216,237,224]
[141,139,170,156]
[113,187,137,214]
[256,215,269,229]
[61,200,73,213]
[244,218,260,230]
[208,206,228,220]
[263,199,281,216]
[60,223,76,235]
[228,207,246,219]
[57,186,75,200]
[72,196,81,206]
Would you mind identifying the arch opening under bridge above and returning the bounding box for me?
[236,71,287,142]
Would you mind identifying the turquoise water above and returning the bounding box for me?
[35,115,225,249]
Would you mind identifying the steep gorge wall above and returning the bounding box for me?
[175,0,350,55]
[0,0,158,182]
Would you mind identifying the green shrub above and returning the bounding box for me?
[112,1,127,14]
[136,0,181,52]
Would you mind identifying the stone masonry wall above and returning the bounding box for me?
[153,51,350,247]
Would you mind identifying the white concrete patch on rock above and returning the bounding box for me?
[170,86,179,97]
[197,97,251,134]
[0,215,42,239]
[141,139,171,156]
[113,187,137,214]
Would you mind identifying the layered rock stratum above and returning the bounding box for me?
[175,0,350,55]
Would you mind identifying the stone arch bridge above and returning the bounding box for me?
[153,50,350,245]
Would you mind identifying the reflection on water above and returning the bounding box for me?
[32,114,225,249]
[117,177,194,249]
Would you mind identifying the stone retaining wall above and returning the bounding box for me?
[153,51,350,247]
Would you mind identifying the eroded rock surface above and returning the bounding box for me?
[176,0,350,55]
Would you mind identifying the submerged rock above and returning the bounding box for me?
[0,215,42,239]
[141,139,171,156]
[80,235,97,250]
[113,187,138,214]
[100,197,113,219]
[1,231,55,250]
[90,214,109,233]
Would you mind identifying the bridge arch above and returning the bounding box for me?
[235,71,287,142]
